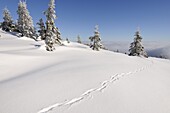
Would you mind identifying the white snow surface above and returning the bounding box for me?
[0,30,170,113]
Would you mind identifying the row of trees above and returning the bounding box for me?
[1,1,36,38]
[0,0,148,57]
[0,0,61,51]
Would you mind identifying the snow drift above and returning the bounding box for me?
[0,30,170,113]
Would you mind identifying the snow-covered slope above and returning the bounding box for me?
[0,30,170,113]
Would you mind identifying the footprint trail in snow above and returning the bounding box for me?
[37,59,154,113]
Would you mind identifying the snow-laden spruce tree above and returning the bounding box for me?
[37,18,46,40]
[89,25,103,51]
[44,0,62,51]
[129,30,148,57]
[66,38,70,43]
[2,7,14,32]
[17,1,36,38]
[77,35,82,43]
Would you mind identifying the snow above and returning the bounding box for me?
[0,29,170,113]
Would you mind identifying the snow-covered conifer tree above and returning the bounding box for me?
[44,0,62,51]
[66,38,70,43]
[77,35,82,43]
[2,7,14,32]
[0,22,2,28]
[129,30,148,57]
[89,25,103,51]
[54,27,62,45]
[37,18,46,40]
[17,1,35,38]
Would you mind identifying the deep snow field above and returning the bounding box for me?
[0,29,170,113]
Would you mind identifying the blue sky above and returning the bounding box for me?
[0,0,170,41]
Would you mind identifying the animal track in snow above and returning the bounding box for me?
[37,60,154,113]
[96,84,107,92]
[64,97,84,106]
[101,80,110,86]
[81,88,97,96]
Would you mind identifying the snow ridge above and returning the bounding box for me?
[37,59,154,113]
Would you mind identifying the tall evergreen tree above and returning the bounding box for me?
[44,0,62,51]
[129,30,148,57]
[17,1,35,38]
[89,25,103,51]
[37,18,46,40]
[2,7,14,32]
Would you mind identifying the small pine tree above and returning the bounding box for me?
[2,7,14,32]
[66,38,70,43]
[0,22,2,28]
[44,0,62,51]
[129,30,148,57]
[17,1,36,38]
[89,25,103,51]
[37,18,46,40]
[77,35,81,43]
